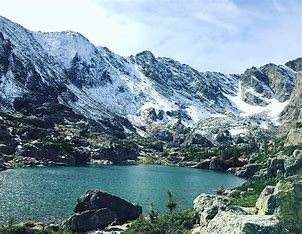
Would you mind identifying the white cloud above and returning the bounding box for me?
[0,0,301,73]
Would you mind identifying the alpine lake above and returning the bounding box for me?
[0,164,245,224]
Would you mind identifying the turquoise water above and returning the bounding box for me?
[0,165,245,224]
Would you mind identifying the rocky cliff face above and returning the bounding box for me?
[0,15,301,158]
[278,58,302,145]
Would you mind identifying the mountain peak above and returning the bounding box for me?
[285,57,302,72]
[135,50,156,60]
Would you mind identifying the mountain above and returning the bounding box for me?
[279,58,302,145]
[0,15,300,159]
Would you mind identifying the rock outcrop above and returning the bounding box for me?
[64,190,142,232]
[200,208,280,234]
[193,194,231,225]
[193,180,302,233]
[235,163,261,178]
[255,186,277,215]
[267,158,285,177]
[193,190,282,233]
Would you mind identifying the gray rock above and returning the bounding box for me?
[209,157,222,171]
[256,186,277,215]
[65,208,115,232]
[235,163,261,178]
[205,209,280,234]
[193,193,231,225]
[74,190,142,224]
[193,197,281,234]
[191,134,213,147]
[285,150,302,176]
[215,129,232,144]
[268,158,285,177]
[293,149,302,159]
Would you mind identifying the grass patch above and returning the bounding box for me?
[231,179,276,207]
[232,194,259,207]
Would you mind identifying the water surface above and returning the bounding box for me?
[0,165,245,224]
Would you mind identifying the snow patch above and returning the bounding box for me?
[229,127,248,136]
[225,82,289,120]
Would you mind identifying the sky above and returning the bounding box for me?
[0,0,301,73]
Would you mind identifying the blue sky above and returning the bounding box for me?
[0,0,301,73]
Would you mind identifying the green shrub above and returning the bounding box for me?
[166,190,177,214]
[0,225,29,234]
[0,224,71,234]
[124,209,196,234]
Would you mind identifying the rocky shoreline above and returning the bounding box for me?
[149,147,302,180]
[2,147,301,180]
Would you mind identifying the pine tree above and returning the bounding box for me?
[148,203,158,223]
[166,190,177,214]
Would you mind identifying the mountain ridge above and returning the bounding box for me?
[0,15,301,146]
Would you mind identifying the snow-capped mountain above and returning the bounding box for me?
[0,16,300,143]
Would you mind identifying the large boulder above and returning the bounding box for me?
[65,208,115,232]
[256,186,277,215]
[193,193,231,225]
[74,190,142,224]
